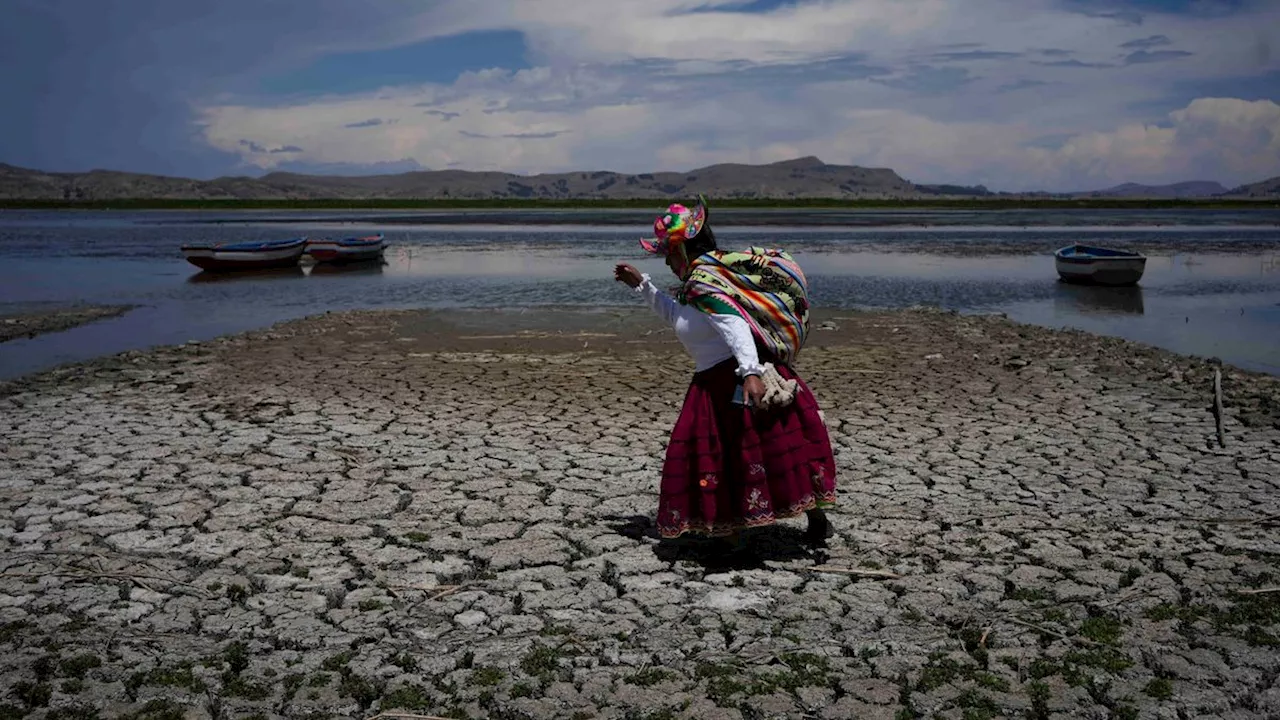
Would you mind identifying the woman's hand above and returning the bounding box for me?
[614,263,644,289]
[743,374,766,408]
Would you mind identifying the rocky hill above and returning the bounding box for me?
[1072,181,1229,199]
[1221,175,1280,198]
[0,157,925,201]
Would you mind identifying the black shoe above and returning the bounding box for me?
[804,509,833,548]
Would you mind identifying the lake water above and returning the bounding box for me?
[1,209,1278,379]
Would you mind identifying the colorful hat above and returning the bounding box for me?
[640,194,708,255]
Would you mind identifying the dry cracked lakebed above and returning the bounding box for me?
[0,306,1277,720]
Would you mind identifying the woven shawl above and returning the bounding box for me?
[679,247,811,365]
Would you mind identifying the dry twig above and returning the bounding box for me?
[1007,618,1104,647]
[427,584,467,601]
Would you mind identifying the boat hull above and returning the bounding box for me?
[182,238,306,271]
[1054,245,1147,286]
[306,235,385,264]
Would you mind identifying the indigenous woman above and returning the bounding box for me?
[613,195,837,551]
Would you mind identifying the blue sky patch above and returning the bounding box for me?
[1061,0,1245,16]
[931,50,1022,62]
[682,0,800,14]
[1121,34,1172,49]
[1124,49,1194,64]
[1128,69,1280,116]
[872,66,976,95]
[998,79,1050,94]
[258,30,529,96]
[1035,59,1115,68]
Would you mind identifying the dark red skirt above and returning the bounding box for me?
[656,358,838,539]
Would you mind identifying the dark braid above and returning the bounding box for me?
[684,224,718,260]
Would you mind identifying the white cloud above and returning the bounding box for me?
[194,0,1280,190]
[1045,98,1280,187]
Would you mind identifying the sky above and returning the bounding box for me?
[2,0,1278,192]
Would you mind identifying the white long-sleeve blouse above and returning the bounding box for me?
[634,273,764,378]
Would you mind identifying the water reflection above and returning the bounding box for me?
[386,246,631,279]
[1054,283,1145,315]
[186,266,307,284]
[307,261,386,277]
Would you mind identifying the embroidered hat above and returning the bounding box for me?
[639,194,708,255]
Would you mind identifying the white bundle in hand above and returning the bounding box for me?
[758,362,798,409]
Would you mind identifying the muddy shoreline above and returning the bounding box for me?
[1,307,1277,719]
[0,305,135,344]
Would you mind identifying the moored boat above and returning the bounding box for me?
[1054,244,1147,286]
[305,234,385,264]
[181,237,307,272]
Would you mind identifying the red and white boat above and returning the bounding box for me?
[305,234,386,264]
[181,237,307,272]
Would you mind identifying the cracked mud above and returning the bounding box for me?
[1,307,1277,719]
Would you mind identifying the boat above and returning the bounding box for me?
[1054,244,1147,286]
[305,234,385,264]
[181,237,307,272]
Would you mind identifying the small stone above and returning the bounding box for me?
[700,588,771,612]
[454,610,488,627]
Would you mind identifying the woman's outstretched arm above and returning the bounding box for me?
[615,263,679,326]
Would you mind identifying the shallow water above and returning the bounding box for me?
[1,210,1278,379]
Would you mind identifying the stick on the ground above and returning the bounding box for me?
[426,584,467,601]
[1212,367,1226,448]
[1237,587,1280,595]
[808,565,903,579]
[1007,617,1104,647]
[365,713,456,720]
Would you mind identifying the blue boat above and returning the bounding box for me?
[1054,244,1147,286]
[181,237,307,272]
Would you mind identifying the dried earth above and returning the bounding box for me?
[0,306,1277,720]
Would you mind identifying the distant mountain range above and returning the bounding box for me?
[1077,181,1229,199]
[0,156,1276,201]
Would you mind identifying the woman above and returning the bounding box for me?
[613,195,837,552]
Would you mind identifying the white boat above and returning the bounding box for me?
[1054,244,1147,286]
[305,234,385,264]
[181,237,307,272]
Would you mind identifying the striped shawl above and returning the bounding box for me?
[679,247,811,365]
